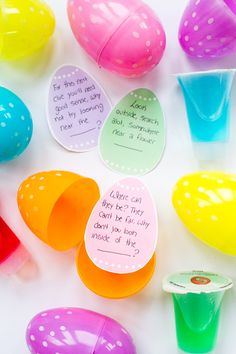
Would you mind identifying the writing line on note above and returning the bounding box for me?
[97,249,131,257]
[114,143,143,153]
[70,127,96,137]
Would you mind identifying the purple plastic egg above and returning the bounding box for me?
[26,308,136,354]
[179,0,236,58]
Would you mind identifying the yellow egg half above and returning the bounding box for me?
[172,171,236,256]
[0,0,55,60]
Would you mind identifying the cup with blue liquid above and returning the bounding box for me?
[177,69,235,160]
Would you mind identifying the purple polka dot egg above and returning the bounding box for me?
[26,308,137,354]
[179,0,236,58]
[67,0,166,78]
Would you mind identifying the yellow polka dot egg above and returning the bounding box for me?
[173,171,236,256]
[0,0,55,60]
[0,87,33,162]
[67,0,166,78]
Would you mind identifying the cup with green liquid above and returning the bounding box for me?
[163,271,233,353]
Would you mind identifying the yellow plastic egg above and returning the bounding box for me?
[173,171,236,255]
[0,0,55,60]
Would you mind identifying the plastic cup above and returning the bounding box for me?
[163,271,233,353]
[77,242,156,299]
[0,216,30,276]
[17,171,100,251]
[177,69,235,160]
[173,292,224,353]
[179,0,236,58]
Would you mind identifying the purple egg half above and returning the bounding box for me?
[179,0,236,58]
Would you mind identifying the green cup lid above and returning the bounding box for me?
[163,271,233,294]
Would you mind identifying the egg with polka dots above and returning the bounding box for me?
[0,87,33,163]
[26,307,137,354]
[67,0,166,78]
[179,0,236,58]
[17,170,100,251]
[173,171,236,255]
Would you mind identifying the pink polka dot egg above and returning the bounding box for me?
[26,308,136,354]
[67,0,166,78]
[179,0,236,58]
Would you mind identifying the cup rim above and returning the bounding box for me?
[174,68,236,78]
[162,270,233,294]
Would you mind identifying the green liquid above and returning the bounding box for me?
[172,292,224,353]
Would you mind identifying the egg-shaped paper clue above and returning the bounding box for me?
[67,0,166,78]
[100,89,165,175]
[0,0,55,60]
[0,87,33,162]
[85,177,158,274]
[173,171,236,255]
[48,65,111,152]
[26,308,137,354]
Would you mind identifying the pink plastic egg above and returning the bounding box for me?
[67,0,166,78]
[179,0,236,58]
[26,308,136,354]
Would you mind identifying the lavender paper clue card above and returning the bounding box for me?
[48,65,111,152]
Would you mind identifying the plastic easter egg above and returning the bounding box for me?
[67,0,166,78]
[0,87,33,162]
[0,0,55,60]
[26,308,137,354]
[17,171,100,251]
[100,88,165,175]
[179,0,236,58]
[77,242,156,299]
[173,171,236,255]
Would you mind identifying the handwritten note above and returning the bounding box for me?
[85,178,158,274]
[100,88,165,175]
[48,65,111,152]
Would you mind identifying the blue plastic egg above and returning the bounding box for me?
[0,87,33,162]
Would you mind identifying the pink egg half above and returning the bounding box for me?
[67,0,166,78]
[179,0,236,58]
[26,308,137,354]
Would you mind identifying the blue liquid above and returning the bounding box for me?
[178,71,235,143]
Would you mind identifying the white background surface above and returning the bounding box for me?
[1,0,236,353]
